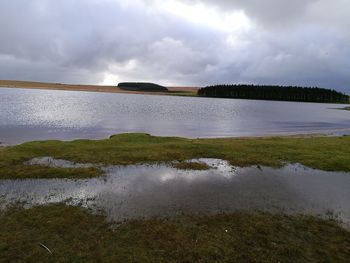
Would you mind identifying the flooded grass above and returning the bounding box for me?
[1,204,349,262]
[0,164,102,179]
[1,133,350,179]
[2,160,350,224]
[174,161,210,170]
[1,135,350,262]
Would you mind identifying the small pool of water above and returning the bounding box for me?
[1,158,349,224]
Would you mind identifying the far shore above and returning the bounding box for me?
[0,80,199,96]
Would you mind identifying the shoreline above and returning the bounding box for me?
[1,133,350,180]
[2,128,350,147]
[2,81,349,105]
[0,80,199,96]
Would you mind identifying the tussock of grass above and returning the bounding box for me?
[174,162,210,170]
[0,163,102,179]
[0,204,349,262]
[1,133,350,179]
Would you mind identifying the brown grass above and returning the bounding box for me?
[0,80,199,96]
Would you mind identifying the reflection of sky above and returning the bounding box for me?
[0,89,101,128]
[1,88,350,144]
[1,158,350,224]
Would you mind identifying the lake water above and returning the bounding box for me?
[1,158,349,224]
[1,87,350,144]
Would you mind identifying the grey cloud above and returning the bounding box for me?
[0,0,349,92]
[181,0,318,26]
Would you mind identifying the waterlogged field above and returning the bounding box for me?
[1,133,350,180]
[1,158,350,224]
[1,140,350,261]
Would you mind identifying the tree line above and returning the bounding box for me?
[198,84,349,103]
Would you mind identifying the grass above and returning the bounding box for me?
[1,133,350,179]
[0,163,102,179]
[0,204,349,262]
[174,162,211,170]
[167,90,198,97]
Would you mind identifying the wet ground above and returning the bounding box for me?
[1,158,349,224]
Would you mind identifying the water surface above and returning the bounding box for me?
[1,88,350,144]
[1,158,349,224]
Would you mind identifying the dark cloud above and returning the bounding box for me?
[0,0,349,92]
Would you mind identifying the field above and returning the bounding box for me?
[0,80,198,96]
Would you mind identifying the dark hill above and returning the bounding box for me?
[118,82,168,92]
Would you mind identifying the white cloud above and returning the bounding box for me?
[155,0,252,32]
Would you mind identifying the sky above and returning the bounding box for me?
[0,0,349,92]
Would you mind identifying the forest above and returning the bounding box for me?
[198,84,349,103]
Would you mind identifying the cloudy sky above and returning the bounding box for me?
[1,0,349,92]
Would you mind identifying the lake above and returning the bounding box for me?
[1,87,350,144]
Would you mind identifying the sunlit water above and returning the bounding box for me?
[0,87,350,144]
[1,158,349,224]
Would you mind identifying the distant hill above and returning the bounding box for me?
[198,84,350,103]
[118,82,168,92]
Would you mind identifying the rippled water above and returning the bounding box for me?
[0,87,350,144]
[1,158,349,224]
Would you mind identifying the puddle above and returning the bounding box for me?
[25,157,97,168]
[1,158,350,224]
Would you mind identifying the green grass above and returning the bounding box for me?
[0,204,349,262]
[174,162,211,170]
[0,164,102,179]
[1,133,350,179]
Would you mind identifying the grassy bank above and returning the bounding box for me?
[1,133,350,179]
[0,80,198,97]
[0,204,349,262]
